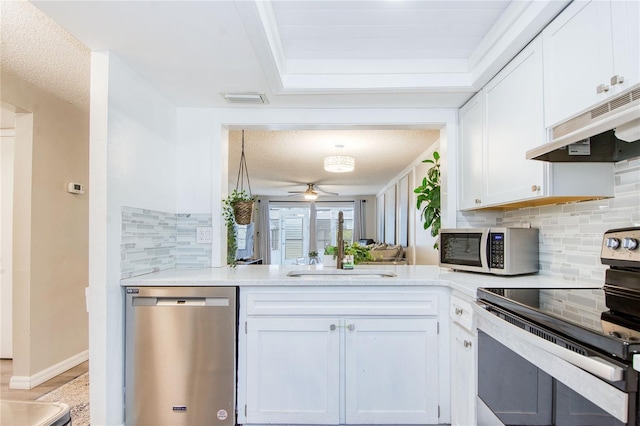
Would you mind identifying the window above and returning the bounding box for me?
[315,206,353,251]
[268,202,354,265]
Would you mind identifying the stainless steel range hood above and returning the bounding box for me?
[527,86,640,162]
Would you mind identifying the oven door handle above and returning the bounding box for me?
[476,303,625,382]
[504,326,625,382]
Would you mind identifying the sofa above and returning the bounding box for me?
[360,243,408,265]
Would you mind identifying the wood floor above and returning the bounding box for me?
[0,359,89,401]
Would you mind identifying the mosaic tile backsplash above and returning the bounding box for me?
[121,207,212,279]
[458,157,640,285]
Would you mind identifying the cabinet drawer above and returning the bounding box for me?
[450,296,474,332]
[246,292,439,316]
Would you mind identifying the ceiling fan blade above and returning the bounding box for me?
[314,185,339,196]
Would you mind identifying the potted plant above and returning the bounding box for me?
[323,245,338,268]
[414,150,441,249]
[344,242,373,265]
[222,189,256,266]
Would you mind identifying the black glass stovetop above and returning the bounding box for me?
[478,287,640,361]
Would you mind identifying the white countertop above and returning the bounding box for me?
[120,265,600,298]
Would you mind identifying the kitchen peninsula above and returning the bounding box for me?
[122,265,598,425]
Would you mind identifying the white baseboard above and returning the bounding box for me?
[9,349,88,390]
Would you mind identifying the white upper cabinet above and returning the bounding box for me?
[457,33,615,211]
[458,35,547,210]
[458,92,484,210]
[543,0,640,127]
[482,35,545,207]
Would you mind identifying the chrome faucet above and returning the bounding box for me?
[336,211,344,269]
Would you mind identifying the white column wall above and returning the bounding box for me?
[89,51,177,426]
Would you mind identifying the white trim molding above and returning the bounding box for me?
[9,349,89,390]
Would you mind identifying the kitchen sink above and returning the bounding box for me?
[286,269,397,278]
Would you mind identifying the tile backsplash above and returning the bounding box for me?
[121,206,212,279]
[458,157,640,285]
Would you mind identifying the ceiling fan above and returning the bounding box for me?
[287,183,338,200]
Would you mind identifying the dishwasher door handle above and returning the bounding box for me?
[133,297,230,307]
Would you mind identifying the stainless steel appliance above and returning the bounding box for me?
[125,286,237,426]
[476,227,640,425]
[439,227,539,275]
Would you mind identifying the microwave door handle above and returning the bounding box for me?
[481,231,490,270]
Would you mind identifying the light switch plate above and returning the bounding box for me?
[196,227,213,244]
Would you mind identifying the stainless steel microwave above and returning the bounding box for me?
[439,227,539,275]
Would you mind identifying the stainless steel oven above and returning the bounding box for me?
[475,227,640,425]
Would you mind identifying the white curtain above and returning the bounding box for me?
[353,199,366,242]
[257,199,271,264]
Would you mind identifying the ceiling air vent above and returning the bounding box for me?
[222,93,269,105]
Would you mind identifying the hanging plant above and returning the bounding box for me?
[223,130,256,266]
[414,151,441,249]
[223,189,255,266]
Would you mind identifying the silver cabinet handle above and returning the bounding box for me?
[475,199,481,204]
[347,324,355,331]
[596,83,610,94]
[330,324,336,331]
[610,75,624,86]
[455,308,463,315]
[531,185,541,192]
[464,340,472,348]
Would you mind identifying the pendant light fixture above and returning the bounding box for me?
[324,144,355,173]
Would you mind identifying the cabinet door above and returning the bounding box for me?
[483,36,545,206]
[543,0,614,126]
[245,318,340,424]
[611,1,640,93]
[345,318,439,424]
[458,92,484,210]
[451,324,477,426]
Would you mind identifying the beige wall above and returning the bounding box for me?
[1,71,89,376]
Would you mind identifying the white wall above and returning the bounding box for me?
[0,128,14,358]
[89,51,177,426]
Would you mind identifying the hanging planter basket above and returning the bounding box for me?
[225,129,255,226]
[232,200,254,225]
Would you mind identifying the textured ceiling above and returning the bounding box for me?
[1,0,90,109]
[228,129,440,197]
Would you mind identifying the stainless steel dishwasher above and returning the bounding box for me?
[125,286,237,426]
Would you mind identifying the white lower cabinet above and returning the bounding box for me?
[345,318,439,424]
[449,294,477,426]
[451,324,477,426]
[239,288,445,425]
[246,317,340,424]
